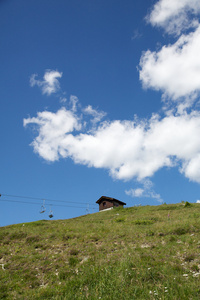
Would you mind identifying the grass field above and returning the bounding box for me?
[0,202,200,299]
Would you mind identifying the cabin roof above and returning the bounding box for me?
[96,196,126,205]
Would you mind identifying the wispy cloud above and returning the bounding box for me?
[125,179,162,202]
[125,189,162,202]
[131,29,142,40]
[69,95,79,112]
[30,70,62,96]
[83,105,107,125]
[125,188,144,198]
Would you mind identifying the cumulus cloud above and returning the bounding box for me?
[24,106,200,184]
[148,0,200,35]
[23,108,81,161]
[139,25,200,107]
[30,70,62,95]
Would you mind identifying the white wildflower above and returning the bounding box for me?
[193,272,200,277]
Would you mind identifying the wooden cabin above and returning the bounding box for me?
[96,196,126,211]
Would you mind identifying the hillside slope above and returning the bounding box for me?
[0,203,200,299]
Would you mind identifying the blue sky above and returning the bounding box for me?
[1,0,200,226]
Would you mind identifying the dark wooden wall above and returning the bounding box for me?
[98,200,123,211]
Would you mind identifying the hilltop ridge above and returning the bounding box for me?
[0,203,200,299]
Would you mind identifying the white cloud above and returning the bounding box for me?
[125,179,162,202]
[23,108,81,161]
[30,70,62,95]
[60,97,67,104]
[148,0,200,35]
[69,95,79,112]
[25,1,200,201]
[139,25,200,105]
[83,105,107,125]
[24,106,200,184]
[125,188,144,197]
[125,188,162,202]
[131,29,142,40]
[196,200,200,203]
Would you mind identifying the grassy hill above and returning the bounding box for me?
[0,202,200,299]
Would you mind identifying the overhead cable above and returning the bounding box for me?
[0,198,96,210]
[1,193,94,205]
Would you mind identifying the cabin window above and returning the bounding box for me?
[103,202,106,207]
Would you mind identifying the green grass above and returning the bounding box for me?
[0,203,200,299]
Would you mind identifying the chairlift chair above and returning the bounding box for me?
[40,200,46,214]
[49,206,53,218]
[40,205,46,214]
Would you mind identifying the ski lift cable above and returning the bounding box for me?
[0,193,94,205]
[0,198,96,209]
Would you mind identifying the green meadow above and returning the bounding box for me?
[0,202,200,299]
